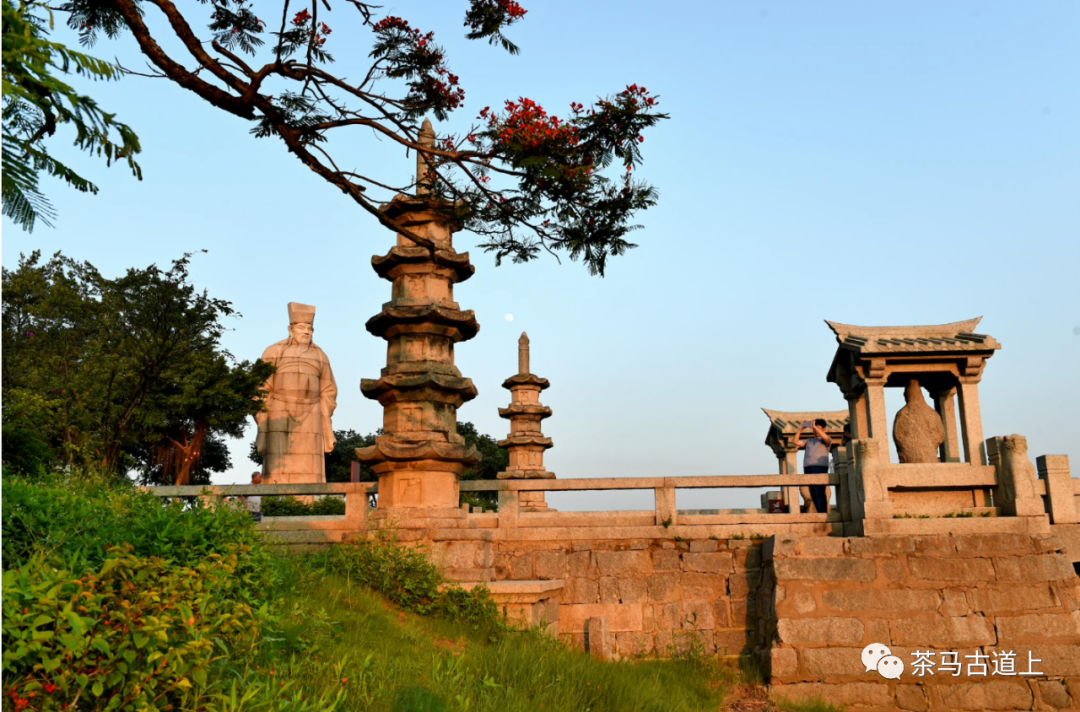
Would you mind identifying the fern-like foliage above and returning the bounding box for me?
[1,0,142,232]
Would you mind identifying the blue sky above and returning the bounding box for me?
[4,1,1078,510]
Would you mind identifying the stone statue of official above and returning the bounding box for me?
[255,302,338,484]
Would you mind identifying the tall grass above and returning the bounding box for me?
[252,562,728,712]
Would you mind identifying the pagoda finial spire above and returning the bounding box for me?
[416,118,435,195]
[518,332,530,375]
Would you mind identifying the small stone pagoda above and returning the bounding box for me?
[355,119,479,511]
[497,333,555,512]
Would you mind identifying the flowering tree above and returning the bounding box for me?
[64,0,668,275]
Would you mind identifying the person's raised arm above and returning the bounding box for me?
[814,423,832,447]
[793,422,807,448]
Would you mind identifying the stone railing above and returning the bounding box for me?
[144,473,841,532]
[145,444,1080,545]
[838,436,1079,539]
[459,475,839,529]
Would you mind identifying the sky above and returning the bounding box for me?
[3,1,1078,511]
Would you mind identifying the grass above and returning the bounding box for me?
[245,559,732,712]
[774,697,846,712]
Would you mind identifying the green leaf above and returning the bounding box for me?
[65,610,85,635]
[91,637,111,654]
[133,632,148,649]
[92,680,103,697]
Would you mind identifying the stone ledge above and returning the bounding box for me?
[452,579,565,601]
[863,515,1050,536]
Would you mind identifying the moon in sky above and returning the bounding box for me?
[505,313,514,322]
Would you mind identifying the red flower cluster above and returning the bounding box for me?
[372,15,411,33]
[486,97,579,152]
[619,84,658,108]
[292,8,311,26]
[465,0,528,31]
[499,0,527,19]
[6,687,33,710]
[411,75,465,111]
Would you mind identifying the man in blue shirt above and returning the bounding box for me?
[794,419,832,514]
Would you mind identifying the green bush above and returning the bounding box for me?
[262,495,346,517]
[2,546,259,710]
[1,475,277,606]
[315,536,501,629]
[2,546,346,712]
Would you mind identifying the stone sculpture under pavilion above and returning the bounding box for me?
[255,302,338,485]
[826,317,999,465]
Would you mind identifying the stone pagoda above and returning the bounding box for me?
[356,119,479,511]
[498,333,555,512]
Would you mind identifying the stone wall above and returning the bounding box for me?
[431,532,769,659]
[763,533,1080,711]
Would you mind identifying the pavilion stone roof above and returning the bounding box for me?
[825,317,1000,355]
[762,408,849,435]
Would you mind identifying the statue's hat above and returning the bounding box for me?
[288,302,316,325]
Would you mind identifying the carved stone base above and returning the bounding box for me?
[375,464,463,509]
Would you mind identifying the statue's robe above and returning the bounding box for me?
[256,340,337,484]
[893,383,944,464]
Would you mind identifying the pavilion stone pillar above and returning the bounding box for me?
[846,392,868,441]
[931,386,961,463]
[498,333,555,513]
[957,379,985,465]
[356,119,480,512]
[782,445,800,513]
[864,377,889,442]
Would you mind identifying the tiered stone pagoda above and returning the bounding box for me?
[498,333,555,512]
[356,119,479,511]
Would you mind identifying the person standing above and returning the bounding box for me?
[794,418,832,513]
[243,471,263,523]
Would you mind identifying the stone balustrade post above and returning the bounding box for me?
[345,487,366,527]
[1037,454,1077,524]
[853,438,892,523]
[498,489,519,528]
[987,435,1044,517]
[654,486,677,527]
